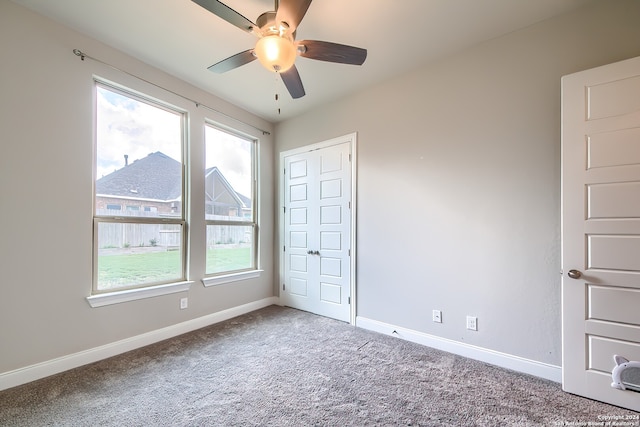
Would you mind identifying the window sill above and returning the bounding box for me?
[86,281,194,308]
[201,270,263,287]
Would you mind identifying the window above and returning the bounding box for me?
[205,124,257,276]
[93,81,186,294]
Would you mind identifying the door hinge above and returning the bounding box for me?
[283,283,286,291]
[348,201,351,209]
[283,206,286,213]
[349,154,352,162]
[348,249,351,256]
[283,245,286,252]
[348,296,351,304]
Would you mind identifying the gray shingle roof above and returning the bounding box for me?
[96,152,181,201]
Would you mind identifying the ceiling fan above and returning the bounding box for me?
[191,0,367,99]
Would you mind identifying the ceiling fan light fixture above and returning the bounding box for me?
[254,35,296,72]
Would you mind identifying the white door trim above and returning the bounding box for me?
[278,132,357,324]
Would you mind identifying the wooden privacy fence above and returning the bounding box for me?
[205,223,253,247]
[97,222,181,249]
[97,210,251,248]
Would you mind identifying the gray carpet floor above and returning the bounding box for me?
[0,305,637,426]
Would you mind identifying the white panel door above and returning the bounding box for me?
[562,55,640,411]
[282,141,352,322]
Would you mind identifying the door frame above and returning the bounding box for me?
[278,132,357,324]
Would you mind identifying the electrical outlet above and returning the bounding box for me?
[466,316,477,331]
[432,310,442,323]
[180,297,188,310]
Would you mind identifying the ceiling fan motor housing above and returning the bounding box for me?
[256,11,277,33]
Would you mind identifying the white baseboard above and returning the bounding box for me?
[0,297,279,391]
[356,316,562,383]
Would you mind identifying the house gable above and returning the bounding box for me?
[205,166,250,217]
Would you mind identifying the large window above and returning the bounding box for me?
[205,125,257,276]
[93,81,186,293]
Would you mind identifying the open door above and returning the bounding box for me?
[562,55,640,411]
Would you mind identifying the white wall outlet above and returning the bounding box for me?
[466,316,478,331]
[432,310,442,323]
[180,297,188,310]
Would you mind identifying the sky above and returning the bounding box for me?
[205,125,252,197]
[96,85,253,197]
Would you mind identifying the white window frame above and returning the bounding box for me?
[202,122,260,286]
[89,79,191,304]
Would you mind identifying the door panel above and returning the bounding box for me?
[587,74,640,120]
[290,277,307,296]
[588,128,640,168]
[282,141,352,322]
[562,55,640,411]
[589,337,640,372]
[289,207,307,224]
[588,235,640,270]
[588,182,640,218]
[589,285,640,325]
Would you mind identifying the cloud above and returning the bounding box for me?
[96,86,182,179]
[205,125,253,197]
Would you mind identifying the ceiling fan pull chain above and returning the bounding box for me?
[275,73,281,115]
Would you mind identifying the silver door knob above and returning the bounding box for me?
[568,269,582,279]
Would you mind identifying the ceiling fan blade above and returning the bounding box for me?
[297,40,367,65]
[191,0,256,34]
[208,49,257,73]
[280,65,306,99]
[275,0,312,34]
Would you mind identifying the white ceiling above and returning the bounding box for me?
[13,0,592,122]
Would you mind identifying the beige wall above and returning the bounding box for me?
[275,0,640,365]
[0,1,274,377]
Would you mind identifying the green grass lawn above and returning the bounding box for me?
[98,246,252,290]
[205,246,252,275]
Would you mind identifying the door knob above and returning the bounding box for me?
[568,269,582,279]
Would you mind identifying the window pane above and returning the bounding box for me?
[96,222,183,291]
[206,225,254,275]
[205,126,253,222]
[95,85,183,218]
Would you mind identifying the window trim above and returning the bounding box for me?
[92,79,188,295]
[86,280,194,308]
[201,270,263,287]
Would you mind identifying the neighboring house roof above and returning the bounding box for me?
[205,166,251,208]
[96,152,250,207]
[96,151,181,201]
[236,192,251,209]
